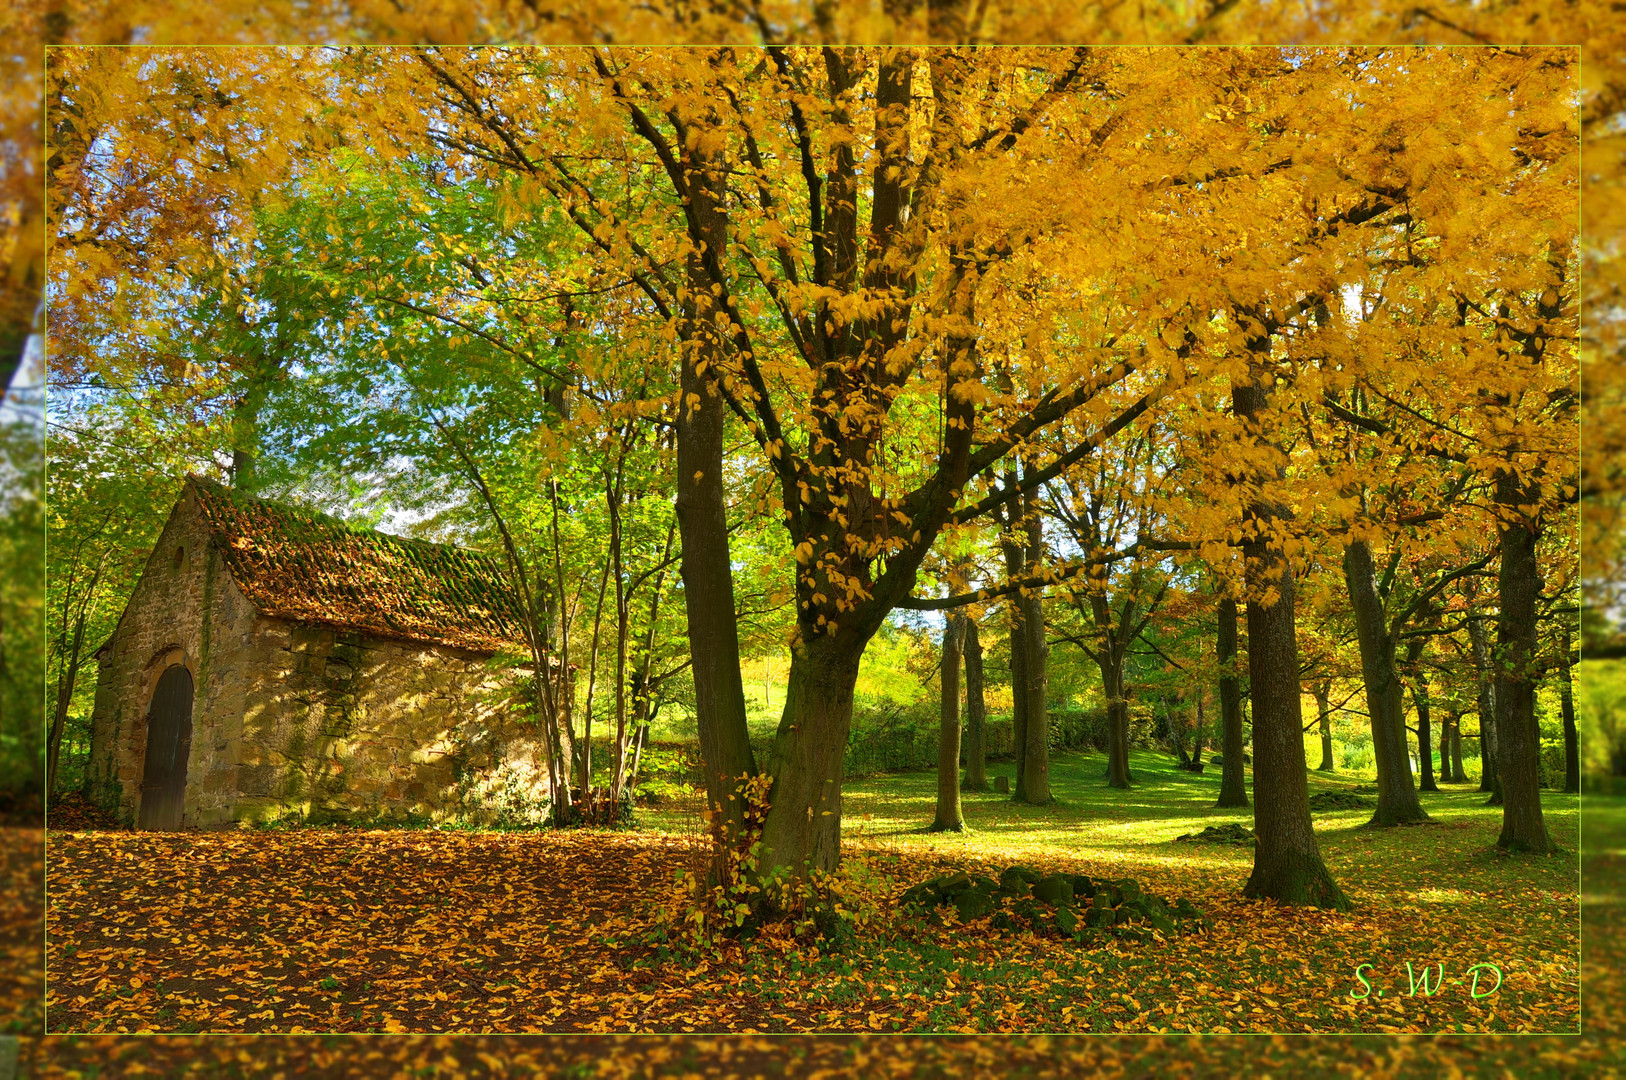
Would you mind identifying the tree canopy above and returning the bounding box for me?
[44,42,1582,909]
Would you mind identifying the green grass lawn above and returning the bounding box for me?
[1582,791,1624,1039]
[639,748,1579,1033]
[836,749,1578,898]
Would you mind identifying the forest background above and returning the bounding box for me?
[2,0,1626,1072]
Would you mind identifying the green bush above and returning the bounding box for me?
[660,699,1112,783]
[1338,740,1375,774]
[748,698,949,779]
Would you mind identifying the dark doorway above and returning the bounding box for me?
[139,665,193,830]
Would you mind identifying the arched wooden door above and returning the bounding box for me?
[138,665,193,831]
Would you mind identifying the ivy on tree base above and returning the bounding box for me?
[1242,857,1352,912]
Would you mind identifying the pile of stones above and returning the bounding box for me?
[1174,823,1256,846]
[899,865,1204,942]
[1308,791,1376,811]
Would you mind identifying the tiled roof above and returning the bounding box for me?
[188,476,529,653]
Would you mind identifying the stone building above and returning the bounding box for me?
[85,476,551,829]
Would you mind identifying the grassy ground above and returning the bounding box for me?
[657,749,1580,1034]
[1582,791,1625,1040]
[46,749,1580,1036]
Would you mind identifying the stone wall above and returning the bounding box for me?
[88,487,550,828]
[227,621,550,828]
[87,485,242,826]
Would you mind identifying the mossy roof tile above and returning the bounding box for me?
[188,476,527,654]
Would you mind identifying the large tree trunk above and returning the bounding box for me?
[1216,596,1249,808]
[962,620,989,791]
[1015,484,1051,805]
[1342,539,1430,826]
[931,616,967,831]
[1493,483,1557,853]
[1093,590,1134,788]
[1233,367,1348,910]
[1468,615,1501,798]
[1560,628,1579,795]
[1241,554,1348,907]
[757,636,866,882]
[674,151,756,855]
[1101,652,1131,788]
[1314,681,1335,772]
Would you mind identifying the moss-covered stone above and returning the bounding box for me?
[952,888,996,921]
[997,875,1033,899]
[1308,791,1376,812]
[1175,822,1257,846]
[1085,906,1116,928]
[1032,874,1074,906]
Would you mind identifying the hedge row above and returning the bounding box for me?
[641,702,1172,786]
[746,703,1152,780]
